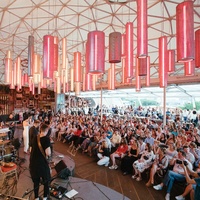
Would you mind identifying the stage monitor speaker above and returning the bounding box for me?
[54,160,71,180]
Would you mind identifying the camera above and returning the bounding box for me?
[176,160,182,164]
[183,161,188,166]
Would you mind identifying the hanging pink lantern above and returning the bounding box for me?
[137,0,148,58]
[28,35,34,77]
[43,35,54,79]
[109,32,121,63]
[138,57,147,76]
[136,61,141,92]
[125,22,134,79]
[74,52,81,82]
[86,73,92,91]
[5,58,12,84]
[53,37,59,75]
[176,1,194,62]
[185,60,195,76]
[62,38,66,69]
[24,73,28,85]
[108,64,115,90]
[195,29,200,68]
[10,69,15,89]
[121,34,126,57]
[87,31,105,74]
[159,36,168,88]
[75,82,81,96]
[145,56,150,87]
[168,50,175,73]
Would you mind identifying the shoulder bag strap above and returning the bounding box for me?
[37,134,46,159]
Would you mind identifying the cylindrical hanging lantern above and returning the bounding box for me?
[5,58,12,84]
[86,73,92,91]
[121,34,126,58]
[21,72,25,87]
[159,36,168,88]
[145,56,150,87]
[74,52,81,82]
[6,50,12,59]
[109,32,121,63]
[87,31,105,74]
[54,36,59,73]
[32,83,35,95]
[10,69,15,89]
[136,60,141,92]
[43,35,54,79]
[33,54,41,74]
[29,77,33,92]
[15,57,21,86]
[176,1,194,62]
[185,60,195,76]
[33,74,41,85]
[168,50,175,73]
[137,0,148,58]
[24,73,28,85]
[195,29,200,68]
[108,64,115,90]
[75,82,81,96]
[70,67,74,92]
[125,22,134,79]
[56,77,61,94]
[62,38,67,69]
[122,58,126,84]
[138,57,147,76]
[28,35,34,77]
[92,75,96,91]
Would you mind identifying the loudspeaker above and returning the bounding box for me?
[54,160,71,180]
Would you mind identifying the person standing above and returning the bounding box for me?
[29,123,51,200]
[23,115,33,153]
[29,120,40,152]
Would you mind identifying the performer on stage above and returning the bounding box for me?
[23,116,33,153]
[29,123,51,200]
[6,113,15,140]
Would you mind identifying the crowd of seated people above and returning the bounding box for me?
[4,105,200,200]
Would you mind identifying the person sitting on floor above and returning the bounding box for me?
[97,140,110,167]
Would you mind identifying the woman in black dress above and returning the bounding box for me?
[29,123,51,200]
[121,139,140,175]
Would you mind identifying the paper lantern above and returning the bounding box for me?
[159,36,168,88]
[137,0,148,58]
[168,50,175,73]
[62,38,67,69]
[176,1,194,62]
[87,31,105,74]
[74,52,81,82]
[28,35,34,77]
[138,57,147,76]
[43,35,54,79]
[125,22,134,78]
[136,59,141,92]
[185,60,195,76]
[145,56,150,87]
[195,29,200,67]
[109,32,121,63]
[54,36,59,73]
[5,58,12,84]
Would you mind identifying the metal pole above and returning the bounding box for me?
[100,82,103,122]
[163,87,166,126]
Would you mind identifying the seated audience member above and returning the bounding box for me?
[190,142,200,168]
[109,138,128,170]
[165,141,178,166]
[69,124,82,148]
[97,141,110,167]
[144,130,155,147]
[138,136,146,158]
[121,139,140,175]
[146,147,169,187]
[132,143,155,181]
[153,150,193,200]
[175,162,200,200]
[159,132,167,144]
[110,129,121,149]
[57,121,66,141]
[183,145,195,165]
